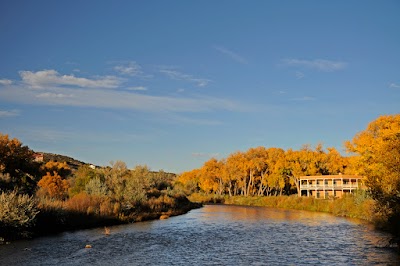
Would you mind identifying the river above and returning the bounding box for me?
[0,205,398,265]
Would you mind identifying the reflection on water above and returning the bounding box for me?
[0,205,398,265]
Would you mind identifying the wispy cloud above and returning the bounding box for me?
[113,61,143,76]
[36,92,74,99]
[160,69,211,87]
[164,114,222,126]
[290,96,316,101]
[127,86,147,91]
[295,71,305,79]
[0,69,246,113]
[0,109,19,118]
[0,79,13,85]
[19,70,121,89]
[14,126,153,145]
[389,83,400,89]
[282,58,347,72]
[214,46,248,64]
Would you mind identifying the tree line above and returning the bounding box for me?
[178,144,352,197]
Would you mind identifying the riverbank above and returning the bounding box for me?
[0,195,202,243]
[188,192,377,222]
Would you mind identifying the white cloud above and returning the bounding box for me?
[0,81,245,113]
[36,92,74,98]
[0,109,19,118]
[113,61,143,76]
[19,69,121,89]
[282,58,347,72]
[160,69,211,87]
[214,46,248,64]
[0,79,13,85]
[389,83,400,89]
[0,69,253,116]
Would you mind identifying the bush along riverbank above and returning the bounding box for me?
[0,190,201,242]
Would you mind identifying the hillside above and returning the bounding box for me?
[39,152,88,171]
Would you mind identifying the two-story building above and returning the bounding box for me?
[299,175,365,199]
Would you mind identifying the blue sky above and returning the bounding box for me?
[0,1,399,173]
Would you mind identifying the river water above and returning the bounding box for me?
[0,205,398,265]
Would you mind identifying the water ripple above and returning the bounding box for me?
[0,205,398,265]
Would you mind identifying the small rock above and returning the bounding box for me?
[160,214,169,220]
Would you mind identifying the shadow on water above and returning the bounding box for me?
[0,205,399,265]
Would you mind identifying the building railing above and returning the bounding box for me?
[300,184,359,190]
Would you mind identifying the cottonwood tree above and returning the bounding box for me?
[346,114,400,219]
[199,158,225,195]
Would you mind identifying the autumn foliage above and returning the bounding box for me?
[346,114,400,234]
[178,145,352,197]
[37,171,69,200]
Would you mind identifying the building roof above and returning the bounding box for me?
[299,175,364,180]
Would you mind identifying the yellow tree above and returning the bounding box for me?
[324,147,349,175]
[245,147,268,196]
[41,161,71,178]
[225,151,249,196]
[199,158,224,195]
[346,114,400,217]
[177,168,201,194]
[284,145,321,196]
[37,171,69,200]
[263,147,286,196]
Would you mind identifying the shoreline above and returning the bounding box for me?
[0,198,202,243]
[188,193,377,222]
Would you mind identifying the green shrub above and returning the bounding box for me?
[0,190,39,229]
[0,190,39,240]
